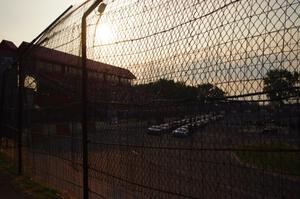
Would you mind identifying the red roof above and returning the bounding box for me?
[18,42,136,79]
[0,40,17,56]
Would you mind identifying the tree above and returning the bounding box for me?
[136,79,227,103]
[263,69,299,105]
[135,79,197,100]
[197,83,225,103]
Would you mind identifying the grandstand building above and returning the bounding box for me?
[0,40,18,124]
[1,40,136,136]
[17,42,136,107]
[0,40,17,68]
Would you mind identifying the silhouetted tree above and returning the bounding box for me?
[197,83,225,103]
[136,79,197,100]
[136,79,227,104]
[263,69,299,105]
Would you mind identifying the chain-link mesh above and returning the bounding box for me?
[1,0,300,198]
[0,65,18,165]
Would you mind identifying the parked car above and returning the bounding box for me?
[147,125,163,135]
[261,126,278,135]
[172,125,190,137]
[147,123,173,135]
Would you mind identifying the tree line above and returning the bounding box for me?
[135,69,299,105]
[135,79,225,102]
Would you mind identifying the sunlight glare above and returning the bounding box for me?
[95,23,114,44]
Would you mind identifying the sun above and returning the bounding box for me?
[95,23,114,44]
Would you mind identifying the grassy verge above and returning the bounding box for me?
[235,143,300,177]
[0,153,61,199]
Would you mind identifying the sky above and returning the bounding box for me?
[0,0,297,96]
[0,0,82,46]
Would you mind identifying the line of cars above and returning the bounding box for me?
[147,113,225,137]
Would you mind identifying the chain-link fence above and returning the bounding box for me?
[0,0,299,198]
[0,62,18,166]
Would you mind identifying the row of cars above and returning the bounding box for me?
[147,113,224,137]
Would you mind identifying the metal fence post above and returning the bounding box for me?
[0,69,8,148]
[17,61,23,175]
[81,1,105,198]
[15,5,73,176]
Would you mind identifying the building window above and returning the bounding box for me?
[113,76,118,83]
[120,78,126,84]
[24,75,37,92]
[69,67,79,75]
[98,73,104,81]
[52,64,62,73]
[45,62,52,72]
[36,61,43,71]
[107,75,112,82]
[88,71,98,79]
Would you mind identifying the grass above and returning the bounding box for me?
[0,153,18,174]
[0,153,61,199]
[235,143,300,177]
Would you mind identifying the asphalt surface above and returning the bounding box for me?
[15,116,299,199]
[1,112,299,199]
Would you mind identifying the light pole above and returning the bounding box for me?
[81,1,106,199]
